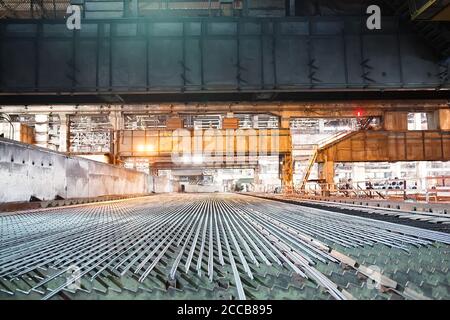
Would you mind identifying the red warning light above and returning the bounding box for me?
[355,109,363,117]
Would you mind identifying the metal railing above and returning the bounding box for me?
[290,176,450,202]
[0,0,70,19]
[0,0,244,19]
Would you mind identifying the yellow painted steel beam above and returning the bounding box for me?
[411,0,439,20]
[409,0,450,21]
[116,128,292,159]
[316,130,450,163]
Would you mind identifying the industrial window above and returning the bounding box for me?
[407,112,428,131]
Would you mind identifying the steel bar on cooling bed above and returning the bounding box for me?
[1,193,449,301]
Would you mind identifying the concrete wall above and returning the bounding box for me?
[181,184,224,193]
[153,176,179,193]
[0,138,153,203]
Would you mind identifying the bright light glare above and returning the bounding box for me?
[192,155,203,164]
[137,145,155,152]
[182,155,191,163]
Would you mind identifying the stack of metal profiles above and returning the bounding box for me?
[0,194,448,300]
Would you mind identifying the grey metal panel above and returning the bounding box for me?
[239,38,263,88]
[400,35,441,85]
[344,34,364,87]
[42,24,73,38]
[311,37,346,86]
[0,17,447,94]
[39,40,73,89]
[76,40,98,90]
[208,21,237,35]
[78,24,99,37]
[185,22,202,36]
[312,20,343,35]
[85,2,124,11]
[149,39,184,88]
[262,37,275,88]
[362,34,402,86]
[151,22,183,36]
[278,21,309,35]
[185,39,202,88]
[241,22,262,35]
[1,40,35,88]
[276,38,310,86]
[85,12,124,19]
[115,23,138,36]
[204,38,238,87]
[98,38,111,89]
[112,39,147,89]
[3,23,36,36]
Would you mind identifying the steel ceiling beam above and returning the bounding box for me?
[0,16,448,97]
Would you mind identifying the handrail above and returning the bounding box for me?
[316,129,361,150]
[296,129,361,191]
[293,175,450,202]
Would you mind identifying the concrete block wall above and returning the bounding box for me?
[0,138,153,203]
[181,184,224,193]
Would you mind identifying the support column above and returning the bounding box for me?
[352,163,366,189]
[253,165,261,192]
[426,111,439,130]
[34,114,49,149]
[242,0,249,16]
[318,119,325,133]
[391,162,402,179]
[320,160,335,190]
[280,128,293,191]
[150,167,158,176]
[109,110,123,131]
[416,161,428,193]
[290,0,296,16]
[280,116,290,129]
[252,115,258,128]
[129,0,139,17]
[58,113,69,153]
[109,110,123,165]
[280,153,293,190]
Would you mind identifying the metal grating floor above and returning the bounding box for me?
[0,194,448,300]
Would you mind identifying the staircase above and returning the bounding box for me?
[296,130,362,191]
[298,146,318,190]
[385,0,450,58]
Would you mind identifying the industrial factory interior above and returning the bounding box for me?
[0,0,449,311]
